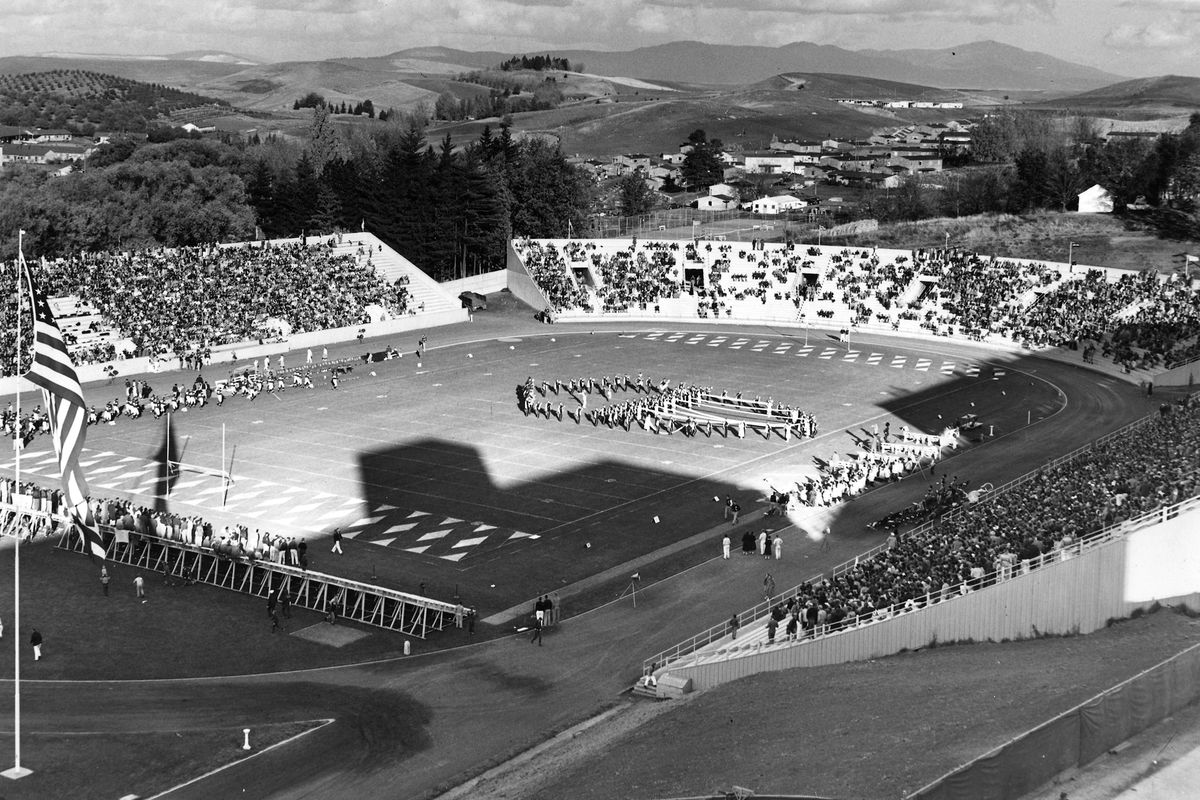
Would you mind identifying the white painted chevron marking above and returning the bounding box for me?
[439,553,467,562]
[369,537,395,547]
[453,536,487,548]
[418,529,452,542]
[407,511,429,519]
[441,516,464,525]
[507,531,540,541]
[403,545,429,554]
[384,522,418,534]
[474,524,496,532]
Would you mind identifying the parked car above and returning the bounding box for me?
[459,291,487,310]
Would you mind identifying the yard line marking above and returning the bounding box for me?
[842,350,860,362]
[964,364,980,376]
[890,356,907,368]
[866,353,884,364]
[795,346,814,356]
[915,358,931,372]
[994,369,1008,377]
[773,344,793,353]
[818,348,836,359]
[728,338,749,350]
[940,362,956,374]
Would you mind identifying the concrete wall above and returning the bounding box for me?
[505,242,550,311]
[440,270,509,297]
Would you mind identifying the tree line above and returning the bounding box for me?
[0,108,593,282]
[497,55,578,72]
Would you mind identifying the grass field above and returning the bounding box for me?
[1,324,1064,679]
[0,297,1170,799]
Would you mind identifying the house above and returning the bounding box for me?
[661,152,686,165]
[696,194,739,211]
[743,151,797,175]
[887,155,944,174]
[615,153,652,172]
[24,128,71,142]
[1078,184,1114,213]
[769,136,821,154]
[748,194,806,215]
[708,182,737,198]
[0,142,90,166]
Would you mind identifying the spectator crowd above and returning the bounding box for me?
[2,238,411,376]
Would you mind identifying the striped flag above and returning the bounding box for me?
[20,254,106,559]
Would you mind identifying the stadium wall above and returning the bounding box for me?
[1151,358,1200,387]
[660,502,1200,693]
[505,242,551,311]
[441,270,508,297]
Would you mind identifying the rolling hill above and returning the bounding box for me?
[1048,74,1200,111]
[385,40,1124,93]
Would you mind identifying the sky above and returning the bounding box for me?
[2,0,1198,78]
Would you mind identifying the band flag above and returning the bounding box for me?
[20,255,105,559]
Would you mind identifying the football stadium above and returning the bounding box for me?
[1,231,1198,799]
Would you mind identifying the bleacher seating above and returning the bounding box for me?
[1,233,466,377]
[515,238,1200,373]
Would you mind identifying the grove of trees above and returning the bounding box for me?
[1,116,593,282]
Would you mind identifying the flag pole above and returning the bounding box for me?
[4,232,33,780]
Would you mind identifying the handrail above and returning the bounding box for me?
[645,492,1200,676]
[1,498,456,612]
[642,398,1196,676]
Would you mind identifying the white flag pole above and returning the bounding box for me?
[4,231,33,780]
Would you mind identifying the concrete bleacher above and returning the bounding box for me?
[513,238,1194,384]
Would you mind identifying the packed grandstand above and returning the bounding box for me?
[515,237,1200,372]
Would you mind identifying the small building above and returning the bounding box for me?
[708,182,737,198]
[1078,184,1114,214]
[748,194,806,215]
[743,151,796,175]
[696,193,739,211]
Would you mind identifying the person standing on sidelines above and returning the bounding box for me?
[134,575,146,601]
[530,616,543,646]
[30,628,43,661]
[331,527,343,554]
[821,525,832,551]
[773,534,783,560]
[758,530,768,558]
[722,534,731,559]
[100,566,111,595]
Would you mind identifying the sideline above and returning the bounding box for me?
[144,718,335,800]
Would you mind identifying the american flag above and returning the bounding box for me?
[20,253,106,559]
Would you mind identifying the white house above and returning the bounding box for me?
[708,182,737,197]
[696,194,740,211]
[1078,184,1114,213]
[748,194,806,215]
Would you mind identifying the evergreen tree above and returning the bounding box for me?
[681,129,725,189]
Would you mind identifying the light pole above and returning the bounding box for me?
[801,313,808,346]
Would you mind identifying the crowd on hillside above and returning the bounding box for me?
[519,239,1200,371]
[754,395,1200,642]
[1,239,411,376]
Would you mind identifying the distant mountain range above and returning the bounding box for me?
[383,40,1125,93]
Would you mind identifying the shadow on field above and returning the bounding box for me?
[356,437,749,601]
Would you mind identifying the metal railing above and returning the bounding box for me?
[645,492,1200,676]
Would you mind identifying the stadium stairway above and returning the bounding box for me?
[337,232,461,317]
